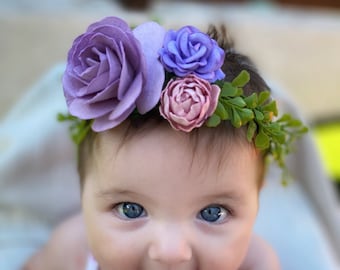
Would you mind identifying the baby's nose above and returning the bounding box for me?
[148,224,192,265]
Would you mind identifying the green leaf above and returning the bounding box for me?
[231,108,242,128]
[247,121,257,142]
[229,97,247,108]
[254,109,264,121]
[239,108,254,124]
[74,122,91,145]
[277,113,292,123]
[262,100,278,116]
[287,119,304,127]
[258,90,271,105]
[255,129,270,150]
[299,126,309,134]
[57,113,77,122]
[206,114,221,127]
[244,93,258,108]
[271,129,286,144]
[215,102,229,120]
[221,83,239,97]
[214,80,225,88]
[263,111,273,121]
[231,70,250,88]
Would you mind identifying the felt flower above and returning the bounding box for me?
[159,75,220,132]
[62,17,166,131]
[159,26,225,82]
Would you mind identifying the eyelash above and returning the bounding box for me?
[113,202,147,220]
[197,204,232,224]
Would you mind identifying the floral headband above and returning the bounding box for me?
[59,16,307,183]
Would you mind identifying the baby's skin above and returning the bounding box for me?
[24,125,280,270]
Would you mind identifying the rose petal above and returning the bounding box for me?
[63,72,86,98]
[133,21,166,114]
[185,45,207,63]
[89,79,119,103]
[190,32,212,49]
[79,72,109,96]
[177,62,200,70]
[117,42,135,100]
[92,105,135,132]
[106,47,121,83]
[179,31,190,57]
[93,48,109,76]
[168,40,182,60]
[169,112,191,126]
[108,72,143,120]
[161,53,179,69]
[206,84,220,116]
[87,16,130,33]
[214,69,226,81]
[187,102,203,121]
[75,64,98,82]
[199,46,224,73]
[69,98,117,119]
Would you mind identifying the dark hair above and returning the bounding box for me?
[78,25,270,189]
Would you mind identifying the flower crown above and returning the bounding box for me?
[59,16,308,183]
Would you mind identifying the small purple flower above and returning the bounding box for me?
[62,17,166,132]
[159,26,225,82]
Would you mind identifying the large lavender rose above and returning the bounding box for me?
[159,75,220,132]
[159,26,225,82]
[62,17,166,131]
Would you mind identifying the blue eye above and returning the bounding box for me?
[115,202,146,219]
[199,205,229,223]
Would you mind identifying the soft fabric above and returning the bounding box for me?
[0,64,81,269]
[0,64,339,269]
[85,255,99,270]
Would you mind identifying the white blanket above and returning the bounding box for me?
[0,64,339,269]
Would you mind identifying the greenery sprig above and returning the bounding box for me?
[58,70,308,185]
[207,70,308,184]
[57,113,92,145]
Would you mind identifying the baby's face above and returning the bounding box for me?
[82,125,260,270]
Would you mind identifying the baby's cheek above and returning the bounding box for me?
[198,226,252,270]
[89,224,144,270]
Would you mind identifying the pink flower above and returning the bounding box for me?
[160,75,220,132]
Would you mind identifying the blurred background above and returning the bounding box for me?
[1,0,340,185]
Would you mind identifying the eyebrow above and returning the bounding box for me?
[200,191,242,203]
[97,187,242,204]
[96,187,149,201]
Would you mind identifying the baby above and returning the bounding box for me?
[24,16,306,270]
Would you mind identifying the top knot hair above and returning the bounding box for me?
[207,24,270,96]
[207,24,235,52]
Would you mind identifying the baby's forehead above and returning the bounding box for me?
[94,122,258,176]
[88,124,260,204]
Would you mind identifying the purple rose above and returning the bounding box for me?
[159,75,220,132]
[159,26,225,82]
[62,17,166,132]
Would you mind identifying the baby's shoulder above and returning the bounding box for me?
[23,214,89,270]
[239,234,281,270]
